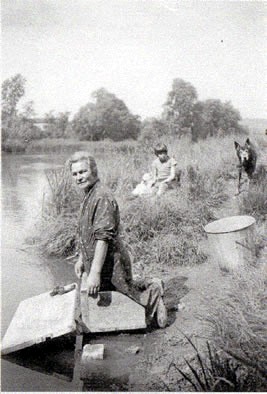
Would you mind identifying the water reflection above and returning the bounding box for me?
[2,336,75,382]
[1,153,76,392]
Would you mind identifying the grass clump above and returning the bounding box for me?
[38,167,82,256]
[239,174,267,221]
[119,162,227,271]
[121,193,208,270]
[197,266,267,392]
[166,265,266,391]
[168,337,266,392]
[207,267,266,365]
[238,165,266,258]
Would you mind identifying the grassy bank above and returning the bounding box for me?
[2,137,138,154]
[37,134,236,269]
[38,132,266,272]
[2,137,90,154]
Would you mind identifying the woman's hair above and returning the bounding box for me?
[68,151,98,177]
[154,143,168,155]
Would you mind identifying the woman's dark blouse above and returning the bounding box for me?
[78,180,121,288]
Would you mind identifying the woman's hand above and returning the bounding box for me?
[86,240,107,294]
[87,270,101,295]
[74,256,84,279]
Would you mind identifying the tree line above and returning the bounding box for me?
[1,74,246,150]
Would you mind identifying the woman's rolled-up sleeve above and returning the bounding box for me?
[92,195,118,242]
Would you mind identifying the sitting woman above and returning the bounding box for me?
[151,143,178,196]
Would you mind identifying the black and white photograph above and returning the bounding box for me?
[1,0,266,391]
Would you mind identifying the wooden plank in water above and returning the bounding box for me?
[80,272,90,327]
[1,283,78,355]
[80,274,146,333]
[72,334,84,391]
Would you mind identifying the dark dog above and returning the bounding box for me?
[234,138,257,195]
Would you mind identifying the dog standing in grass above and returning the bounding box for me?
[234,138,257,195]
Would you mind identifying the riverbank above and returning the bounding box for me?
[130,179,266,391]
[2,137,92,154]
[79,179,266,391]
[2,137,138,154]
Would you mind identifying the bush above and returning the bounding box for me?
[2,138,27,153]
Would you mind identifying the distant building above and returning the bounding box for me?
[31,118,49,131]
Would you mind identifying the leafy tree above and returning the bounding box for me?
[163,78,198,136]
[2,74,26,118]
[1,74,43,147]
[56,112,70,137]
[192,99,245,141]
[72,88,141,141]
[21,100,36,120]
[44,110,57,125]
[139,117,168,141]
[191,101,212,142]
[43,111,70,137]
[2,112,42,144]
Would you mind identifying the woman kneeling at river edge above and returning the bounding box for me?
[68,151,167,328]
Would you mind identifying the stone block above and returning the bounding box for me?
[1,283,78,355]
[80,273,146,333]
[81,344,104,363]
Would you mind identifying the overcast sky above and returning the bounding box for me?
[2,0,266,120]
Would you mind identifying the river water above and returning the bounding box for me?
[1,153,77,391]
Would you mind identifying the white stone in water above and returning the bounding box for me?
[81,344,105,362]
[126,345,140,354]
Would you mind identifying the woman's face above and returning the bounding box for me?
[71,160,96,190]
